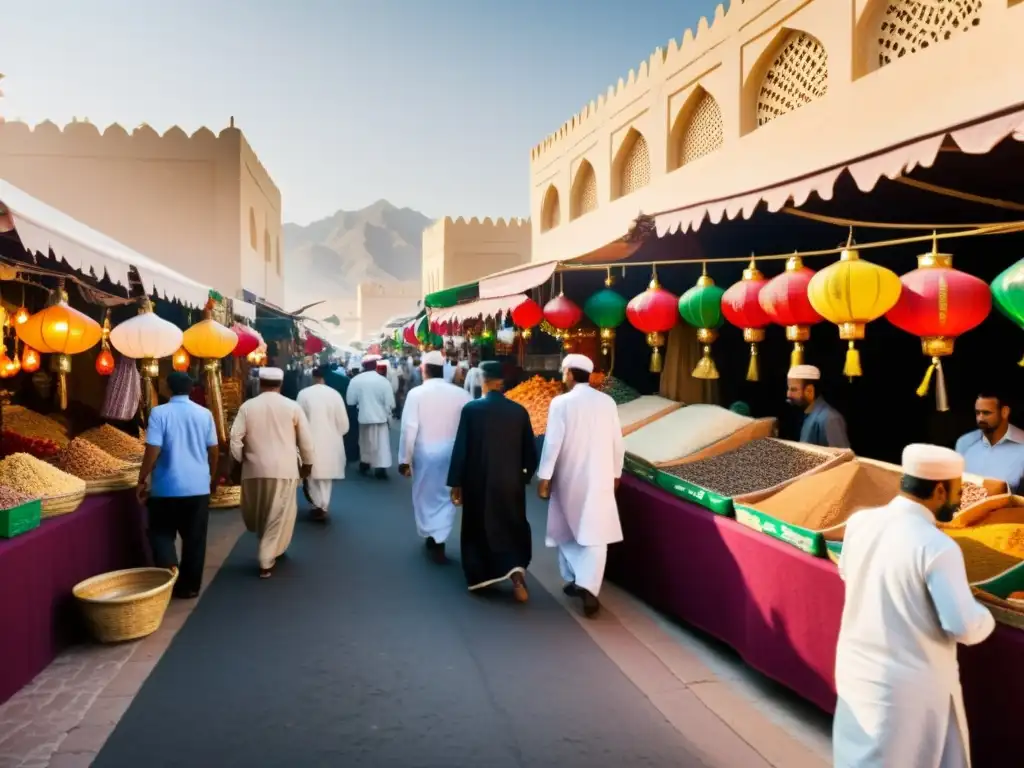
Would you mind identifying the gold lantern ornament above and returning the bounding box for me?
[16,283,103,409]
[182,299,238,443]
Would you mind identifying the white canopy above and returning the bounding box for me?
[0,179,212,309]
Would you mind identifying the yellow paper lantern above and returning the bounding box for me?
[807,241,901,378]
[182,318,238,359]
[16,294,102,355]
[172,346,191,372]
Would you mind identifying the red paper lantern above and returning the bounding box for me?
[722,259,772,381]
[885,242,991,411]
[758,255,823,368]
[543,294,582,330]
[403,323,419,346]
[95,348,115,376]
[304,334,326,355]
[626,270,678,372]
[512,297,544,340]
[231,323,261,358]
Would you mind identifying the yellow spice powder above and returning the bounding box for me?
[945,506,1024,583]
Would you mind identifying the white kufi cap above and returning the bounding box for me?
[258,367,284,382]
[561,354,594,374]
[422,350,444,366]
[902,443,965,481]
[363,354,381,363]
[787,364,821,381]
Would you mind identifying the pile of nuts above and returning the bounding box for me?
[959,482,988,510]
[78,425,145,463]
[0,453,86,497]
[57,438,133,480]
[0,484,39,510]
[661,438,835,497]
[2,406,70,447]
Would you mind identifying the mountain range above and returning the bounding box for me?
[282,199,431,311]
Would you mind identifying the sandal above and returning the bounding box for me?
[259,568,273,579]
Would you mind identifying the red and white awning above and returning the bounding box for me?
[429,294,528,324]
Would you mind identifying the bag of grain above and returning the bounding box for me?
[617,396,682,437]
[624,404,757,467]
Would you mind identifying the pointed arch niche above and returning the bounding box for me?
[860,0,984,76]
[540,185,561,232]
[755,30,829,129]
[611,128,651,201]
[570,160,598,221]
[668,88,724,172]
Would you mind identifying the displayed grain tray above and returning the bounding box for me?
[210,484,241,509]
[0,498,42,538]
[657,439,853,517]
[941,494,1024,591]
[623,453,658,484]
[85,468,139,495]
[73,567,178,643]
[41,489,87,518]
[734,457,903,557]
[617,396,682,437]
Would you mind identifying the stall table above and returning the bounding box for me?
[0,491,148,704]
[609,475,1020,768]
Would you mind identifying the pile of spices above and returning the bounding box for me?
[0,484,39,510]
[506,376,563,436]
[2,406,70,447]
[78,425,146,463]
[660,439,836,498]
[0,429,61,460]
[594,375,641,405]
[749,460,901,530]
[625,404,752,465]
[958,482,988,510]
[945,505,1024,582]
[57,438,133,479]
[0,453,86,497]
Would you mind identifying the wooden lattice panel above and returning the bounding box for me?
[874,0,982,68]
[541,186,561,232]
[679,93,724,166]
[619,134,651,197]
[756,32,829,127]
[572,163,598,219]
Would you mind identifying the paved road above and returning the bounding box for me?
[94,438,709,767]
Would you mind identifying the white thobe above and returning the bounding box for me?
[443,361,456,383]
[297,383,349,509]
[537,384,625,596]
[463,367,483,398]
[229,392,316,481]
[399,378,471,543]
[834,496,995,768]
[346,371,396,468]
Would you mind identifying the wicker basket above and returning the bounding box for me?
[41,489,87,518]
[73,567,178,643]
[85,469,139,495]
[210,484,241,509]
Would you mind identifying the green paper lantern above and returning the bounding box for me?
[678,269,725,380]
[585,287,627,360]
[991,258,1024,366]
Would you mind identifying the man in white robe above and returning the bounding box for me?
[297,365,349,522]
[537,354,625,618]
[834,443,995,768]
[398,350,471,563]
[229,367,315,579]
[463,354,483,399]
[346,355,396,479]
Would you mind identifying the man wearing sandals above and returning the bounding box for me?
[230,367,315,578]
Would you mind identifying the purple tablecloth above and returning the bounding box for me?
[609,475,1022,768]
[0,491,148,704]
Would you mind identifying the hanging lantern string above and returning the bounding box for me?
[782,208,1024,229]
[557,220,1024,273]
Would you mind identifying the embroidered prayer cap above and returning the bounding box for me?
[787,364,821,381]
[480,361,503,380]
[422,350,444,366]
[258,367,284,382]
[561,353,594,374]
[902,443,965,481]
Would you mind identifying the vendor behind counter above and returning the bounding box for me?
[955,388,1024,493]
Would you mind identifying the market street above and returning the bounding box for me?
[1,436,830,768]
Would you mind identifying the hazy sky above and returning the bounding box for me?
[1,0,719,225]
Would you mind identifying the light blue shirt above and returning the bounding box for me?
[799,398,850,449]
[955,423,1024,494]
[145,396,218,498]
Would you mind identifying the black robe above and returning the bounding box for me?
[447,391,538,588]
[325,368,359,462]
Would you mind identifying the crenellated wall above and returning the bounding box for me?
[0,118,284,304]
[421,215,531,294]
[529,0,1022,263]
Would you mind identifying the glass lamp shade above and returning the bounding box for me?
[16,301,103,355]
[109,312,184,359]
[182,318,238,359]
[20,346,41,373]
[172,347,191,372]
[95,349,115,376]
[14,307,29,325]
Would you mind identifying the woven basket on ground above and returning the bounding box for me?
[210,484,241,509]
[85,469,139,495]
[73,567,178,643]
[41,489,87,518]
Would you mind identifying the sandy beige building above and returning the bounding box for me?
[528,0,1024,263]
[0,117,284,305]
[422,216,531,293]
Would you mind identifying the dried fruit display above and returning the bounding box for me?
[0,430,60,460]
[1,406,70,447]
[57,438,133,479]
[0,453,86,497]
[506,376,563,436]
[78,425,145,463]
